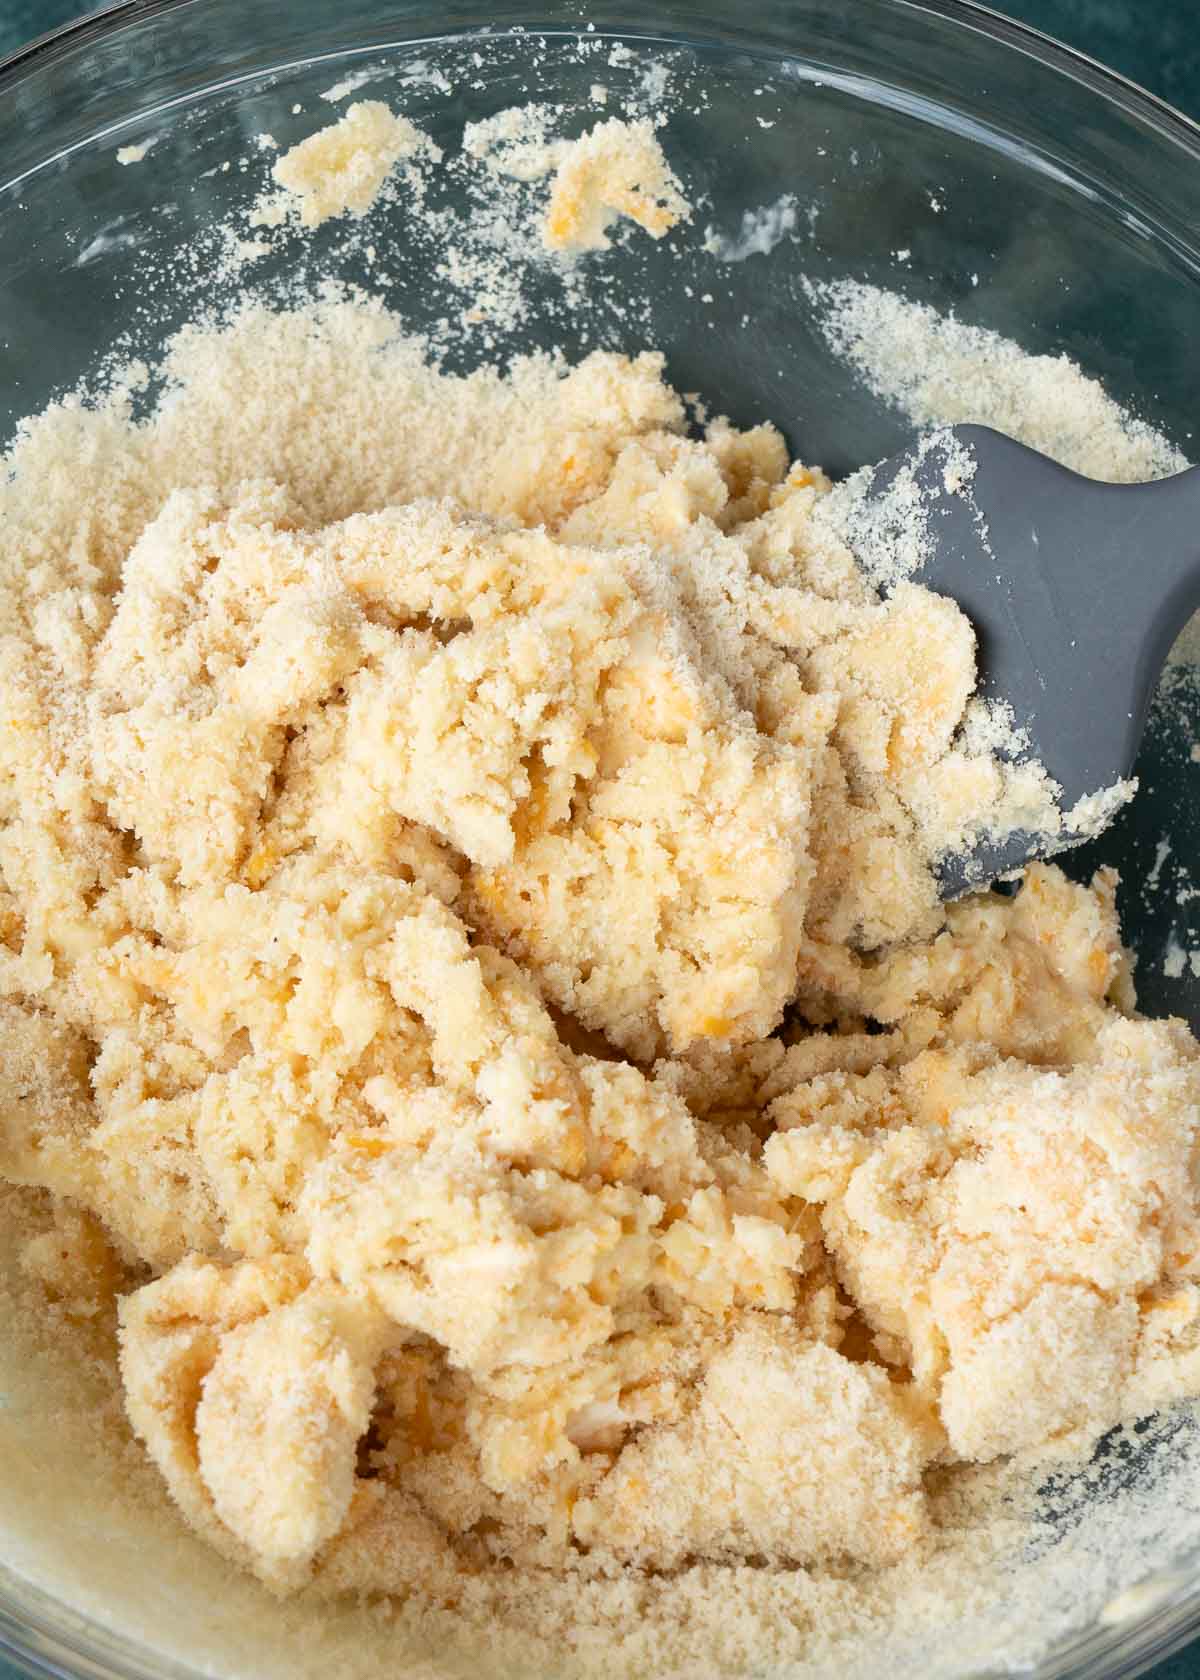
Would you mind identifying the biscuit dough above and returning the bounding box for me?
[2,301,1199,1605]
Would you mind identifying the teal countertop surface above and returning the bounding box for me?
[0,3,1197,1679]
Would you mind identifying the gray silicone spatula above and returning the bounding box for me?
[855,424,1200,897]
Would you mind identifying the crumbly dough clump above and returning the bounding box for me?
[270,101,438,227]
[2,299,1200,1612]
[540,118,691,251]
[462,107,692,253]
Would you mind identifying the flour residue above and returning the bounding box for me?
[704,193,800,262]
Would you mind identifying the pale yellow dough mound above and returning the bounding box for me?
[2,298,1200,1616]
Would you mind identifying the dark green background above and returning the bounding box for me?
[7,0,1200,106]
[0,2,1197,1679]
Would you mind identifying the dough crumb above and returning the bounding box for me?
[462,108,691,253]
[542,118,691,251]
[270,101,440,227]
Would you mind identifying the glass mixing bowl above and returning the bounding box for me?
[1,1,1200,1677]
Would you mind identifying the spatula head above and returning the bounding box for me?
[858,424,1200,897]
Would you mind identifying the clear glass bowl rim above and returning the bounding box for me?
[3,0,1200,162]
[0,3,1199,1680]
